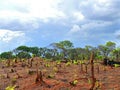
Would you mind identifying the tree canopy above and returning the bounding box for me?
[0,40,120,61]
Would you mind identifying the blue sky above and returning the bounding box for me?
[0,0,120,53]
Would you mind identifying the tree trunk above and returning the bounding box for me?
[35,65,45,85]
[90,52,96,90]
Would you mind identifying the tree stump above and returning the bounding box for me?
[35,68,46,86]
[30,58,33,67]
[90,52,96,90]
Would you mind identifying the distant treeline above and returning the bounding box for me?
[0,40,120,61]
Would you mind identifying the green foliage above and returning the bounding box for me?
[73,60,78,65]
[80,60,84,64]
[45,63,50,67]
[58,40,73,49]
[32,54,36,58]
[98,41,116,58]
[70,80,78,86]
[56,60,61,65]
[30,47,39,56]
[16,46,30,52]
[0,51,13,59]
[96,55,103,60]
[114,64,120,67]
[51,40,73,60]
[106,41,116,49]
[17,52,31,59]
[66,62,71,66]
[112,48,120,61]
[5,85,16,90]
[0,40,119,61]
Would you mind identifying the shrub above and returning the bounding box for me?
[70,80,78,86]
[5,85,16,90]
[114,64,120,67]
[66,62,71,66]
[45,63,50,67]
[73,60,78,65]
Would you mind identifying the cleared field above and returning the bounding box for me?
[0,57,120,90]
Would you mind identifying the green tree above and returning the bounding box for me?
[84,45,94,60]
[29,47,39,56]
[98,41,116,58]
[16,46,30,52]
[0,51,13,59]
[52,40,73,61]
[112,47,120,61]
[68,48,77,60]
[106,41,116,55]
[15,46,31,60]
[17,51,31,59]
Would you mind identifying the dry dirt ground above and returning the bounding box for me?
[0,57,120,90]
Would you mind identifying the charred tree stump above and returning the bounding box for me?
[90,52,96,90]
[15,58,17,63]
[30,58,33,67]
[35,66,45,85]
[28,59,30,64]
[7,73,10,78]
[85,65,88,73]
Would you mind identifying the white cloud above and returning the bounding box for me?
[67,24,88,40]
[0,29,25,43]
[0,0,120,51]
[29,0,66,19]
[93,0,113,15]
[69,21,112,34]
[69,24,81,34]
[79,0,120,20]
[66,20,113,41]
[73,11,85,22]
[0,0,66,24]
[0,29,31,52]
[97,0,110,6]
[1,0,118,25]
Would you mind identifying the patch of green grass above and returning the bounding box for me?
[66,62,71,66]
[45,63,50,67]
[114,64,120,67]
[5,85,16,90]
[70,80,78,86]
[73,61,78,65]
